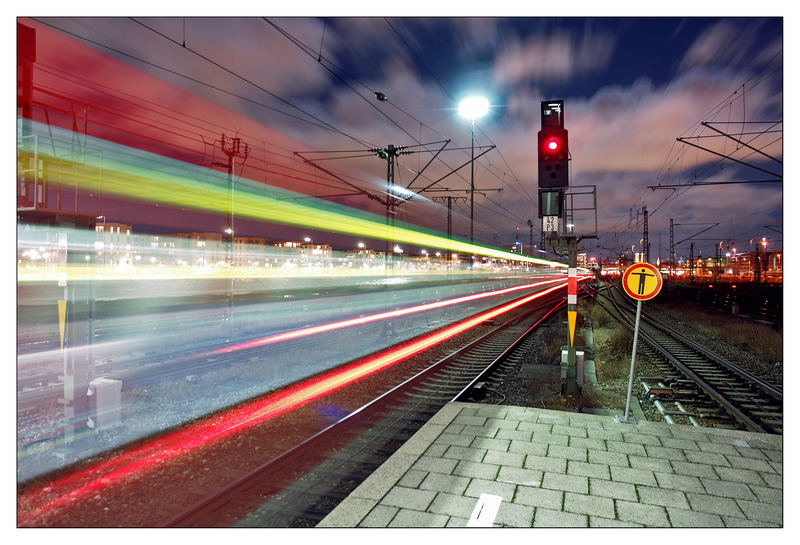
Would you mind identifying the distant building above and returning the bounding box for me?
[94,221,133,268]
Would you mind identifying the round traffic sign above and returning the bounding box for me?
[621,262,663,301]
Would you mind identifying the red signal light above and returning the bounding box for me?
[546,137,560,152]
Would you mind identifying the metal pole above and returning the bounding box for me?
[470,119,475,247]
[622,300,643,423]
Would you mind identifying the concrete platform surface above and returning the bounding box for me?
[318,402,782,528]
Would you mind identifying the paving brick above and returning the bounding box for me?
[464,478,516,501]
[442,444,487,462]
[517,421,553,434]
[722,516,779,528]
[509,439,547,457]
[388,508,448,528]
[423,443,449,457]
[762,448,782,463]
[547,444,588,462]
[358,505,398,527]
[506,408,538,423]
[736,499,783,525]
[398,469,427,488]
[768,461,782,474]
[671,460,719,479]
[654,471,706,493]
[666,507,724,527]
[470,436,511,453]
[495,502,534,527]
[587,449,629,468]
[568,436,606,451]
[563,492,615,519]
[588,478,638,502]
[685,450,730,467]
[713,466,765,486]
[452,414,487,427]
[428,492,479,519]
[495,428,533,442]
[535,411,571,425]
[542,472,589,494]
[628,454,673,473]
[748,484,782,504]
[412,455,458,474]
[453,460,499,480]
[726,455,775,473]
[445,516,469,528]
[485,417,521,430]
[601,420,638,432]
[381,486,437,511]
[589,517,642,527]
[587,428,622,442]
[670,428,712,443]
[733,445,768,460]
[533,508,587,527]
[700,478,757,500]
[552,424,588,438]
[419,472,470,495]
[606,439,646,457]
[635,423,674,438]
[568,415,606,429]
[567,460,610,480]
[643,445,687,461]
[434,432,474,447]
[615,500,669,527]
[524,453,567,473]
[442,423,465,435]
[660,437,700,451]
[609,465,657,486]
[759,472,782,489]
[460,424,499,438]
[637,485,689,509]
[473,406,509,418]
[697,441,740,457]
[497,466,543,487]
[318,497,376,527]
[514,485,563,509]
[483,449,525,468]
[622,431,661,446]
[686,492,745,518]
[530,432,569,446]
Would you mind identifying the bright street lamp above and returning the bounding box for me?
[458,96,489,248]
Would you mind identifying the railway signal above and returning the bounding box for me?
[537,100,569,189]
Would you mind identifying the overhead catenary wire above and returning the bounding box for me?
[34,17,375,149]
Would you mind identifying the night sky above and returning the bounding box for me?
[16,10,785,262]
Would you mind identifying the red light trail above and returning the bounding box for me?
[19,279,578,525]
[211,277,566,355]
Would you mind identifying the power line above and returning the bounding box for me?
[34,18,374,149]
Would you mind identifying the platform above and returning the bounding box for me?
[318,402,782,527]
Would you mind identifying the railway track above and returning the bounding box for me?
[593,281,782,434]
[162,291,569,527]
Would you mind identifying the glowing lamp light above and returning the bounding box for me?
[545,137,561,152]
[458,96,489,120]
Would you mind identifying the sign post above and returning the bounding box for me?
[616,262,663,424]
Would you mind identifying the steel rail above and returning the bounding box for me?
[161,291,565,527]
[599,283,777,433]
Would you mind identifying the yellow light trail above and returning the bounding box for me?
[18,123,566,268]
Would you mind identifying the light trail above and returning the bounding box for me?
[211,277,566,354]
[18,120,566,267]
[18,280,571,525]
